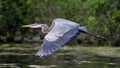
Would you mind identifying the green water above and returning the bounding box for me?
[0,45,120,68]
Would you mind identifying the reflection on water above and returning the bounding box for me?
[0,47,120,68]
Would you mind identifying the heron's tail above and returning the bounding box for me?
[78,26,88,33]
[78,26,110,45]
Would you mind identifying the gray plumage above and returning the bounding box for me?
[23,18,105,57]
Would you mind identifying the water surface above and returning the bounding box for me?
[0,45,120,68]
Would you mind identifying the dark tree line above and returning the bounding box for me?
[0,0,119,46]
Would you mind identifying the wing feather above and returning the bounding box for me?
[36,18,80,57]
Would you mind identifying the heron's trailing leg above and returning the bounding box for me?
[78,26,107,40]
[85,32,108,40]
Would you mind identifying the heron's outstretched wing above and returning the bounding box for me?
[35,18,80,57]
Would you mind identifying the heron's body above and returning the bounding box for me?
[45,18,80,41]
[36,18,81,56]
[22,18,106,57]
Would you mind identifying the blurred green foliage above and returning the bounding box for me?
[0,0,119,46]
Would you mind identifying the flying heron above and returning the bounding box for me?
[22,18,106,57]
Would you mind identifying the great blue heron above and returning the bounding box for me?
[22,18,106,57]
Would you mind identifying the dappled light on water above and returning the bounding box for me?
[0,45,120,68]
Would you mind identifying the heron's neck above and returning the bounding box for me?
[41,24,49,33]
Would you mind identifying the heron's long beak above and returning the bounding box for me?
[22,25,32,28]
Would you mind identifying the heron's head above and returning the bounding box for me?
[22,23,43,28]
